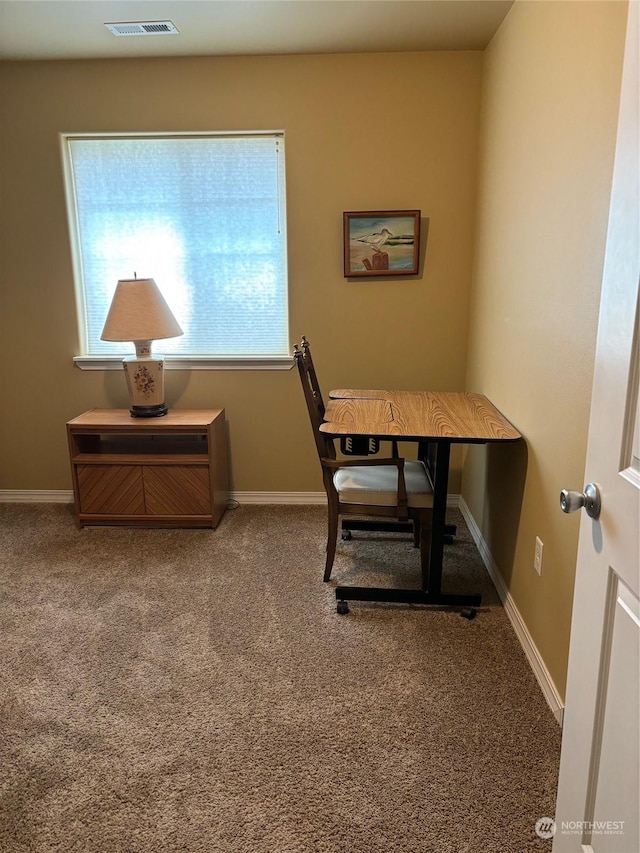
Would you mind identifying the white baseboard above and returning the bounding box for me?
[0,491,462,506]
[0,490,328,505]
[0,491,463,506]
[230,491,327,504]
[458,496,564,726]
[0,490,74,503]
[229,493,462,506]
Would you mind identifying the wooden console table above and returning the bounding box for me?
[67,409,229,529]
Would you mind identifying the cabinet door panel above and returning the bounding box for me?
[77,465,145,514]
[144,466,211,515]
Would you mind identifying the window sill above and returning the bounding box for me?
[73,355,294,371]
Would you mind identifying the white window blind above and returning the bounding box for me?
[63,133,288,358]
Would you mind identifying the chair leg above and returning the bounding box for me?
[324,503,339,582]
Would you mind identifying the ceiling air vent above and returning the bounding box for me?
[105,21,180,37]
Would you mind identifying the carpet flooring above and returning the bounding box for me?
[0,502,561,852]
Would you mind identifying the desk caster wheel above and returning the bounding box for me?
[341,530,352,541]
[337,600,350,615]
[460,608,476,620]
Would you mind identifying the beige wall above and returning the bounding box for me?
[463,0,627,699]
[0,50,482,492]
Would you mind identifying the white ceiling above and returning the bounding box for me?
[0,0,514,62]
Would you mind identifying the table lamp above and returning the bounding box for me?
[101,276,183,418]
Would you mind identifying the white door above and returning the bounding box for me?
[552,4,639,852]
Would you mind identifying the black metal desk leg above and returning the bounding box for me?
[424,442,450,594]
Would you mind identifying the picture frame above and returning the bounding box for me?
[343,210,421,277]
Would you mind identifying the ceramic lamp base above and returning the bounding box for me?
[122,355,168,418]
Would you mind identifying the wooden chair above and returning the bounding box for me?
[293,335,434,585]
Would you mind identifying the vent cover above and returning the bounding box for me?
[105,21,180,37]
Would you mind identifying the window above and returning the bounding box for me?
[61,132,289,368]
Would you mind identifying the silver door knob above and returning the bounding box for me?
[560,483,601,519]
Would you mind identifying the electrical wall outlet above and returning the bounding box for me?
[534,536,544,575]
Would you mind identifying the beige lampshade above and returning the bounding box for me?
[101,278,183,342]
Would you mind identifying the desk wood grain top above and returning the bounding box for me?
[321,390,521,443]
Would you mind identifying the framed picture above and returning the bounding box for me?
[343,210,421,277]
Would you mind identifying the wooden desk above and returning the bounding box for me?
[320,390,521,611]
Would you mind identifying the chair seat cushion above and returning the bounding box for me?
[334,460,434,508]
